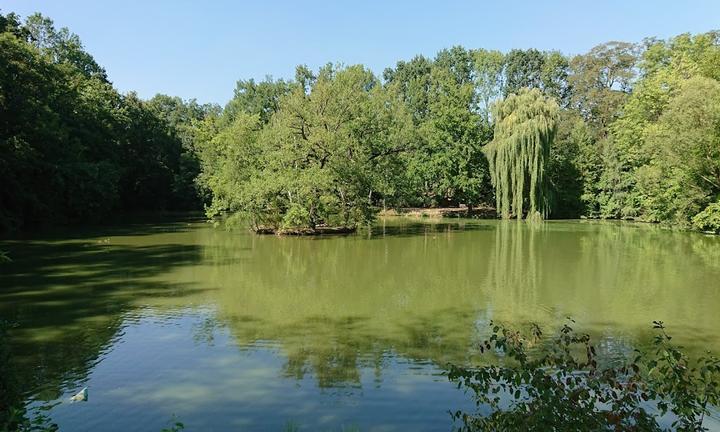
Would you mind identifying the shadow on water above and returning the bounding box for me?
[1,213,206,242]
[265,218,494,241]
[365,219,494,239]
[0,236,205,420]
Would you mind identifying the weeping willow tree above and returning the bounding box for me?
[484,88,559,220]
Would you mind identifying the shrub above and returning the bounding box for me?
[692,200,720,234]
[447,320,720,431]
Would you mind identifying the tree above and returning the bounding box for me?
[222,76,291,125]
[196,112,262,223]
[24,13,107,80]
[484,88,559,219]
[146,94,220,209]
[383,55,433,124]
[504,49,545,96]
[199,65,414,231]
[0,18,119,229]
[636,76,720,226]
[386,49,493,208]
[540,51,571,106]
[472,49,505,123]
[598,31,720,220]
[0,12,207,232]
[434,46,475,86]
[503,49,570,106]
[568,42,639,135]
[410,64,491,207]
[4,9,720,234]
[565,42,639,219]
[547,111,586,218]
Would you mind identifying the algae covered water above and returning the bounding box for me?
[1,217,719,431]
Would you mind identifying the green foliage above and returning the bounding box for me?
[0,12,212,233]
[222,77,291,125]
[383,55,433,124]
[199,65,414,231]
[547,112,586,218]
[598,32,720,221]
[484,88,559,219]
[3,9,720,235]
[472,49,504,123]
[692,200,720,234]
[411,58,491,207]
[448,320,720,431]
[504,49,570,105]
[635,77,720,226]
[198,31,720,233]
[503,49,546,97]
[568,42,638,134]
[386,47,493,208]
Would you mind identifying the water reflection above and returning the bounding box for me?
[1,241,203,387]
[1,218,719,430]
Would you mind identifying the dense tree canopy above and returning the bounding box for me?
[197,65,415,232]
[3,10,720,234]
[597,32,720,226]
[0,12,215,232]
[384,47,493,208]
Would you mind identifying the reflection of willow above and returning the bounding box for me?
[473,220,720,356]
[199,222,493,388]
[484,221,542,320]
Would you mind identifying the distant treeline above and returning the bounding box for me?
[2,12,719,233]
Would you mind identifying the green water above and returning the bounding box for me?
[1,217,720,431]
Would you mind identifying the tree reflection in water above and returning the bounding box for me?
[1,218,719,429]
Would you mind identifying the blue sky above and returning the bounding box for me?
[3,0,719,105]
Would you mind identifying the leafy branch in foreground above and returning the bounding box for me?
[447,320,720,431]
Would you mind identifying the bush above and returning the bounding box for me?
[692,200,720,234]
[447,320,720,431]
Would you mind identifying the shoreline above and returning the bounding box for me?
[253,226,357,236]
[379,206,498,219]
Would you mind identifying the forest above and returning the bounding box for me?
[2,12,720,234]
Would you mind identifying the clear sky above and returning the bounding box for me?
[3,0,719,105]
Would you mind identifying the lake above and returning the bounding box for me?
[1,217,720,431]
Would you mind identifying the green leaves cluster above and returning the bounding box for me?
[386,47,493,208]
[692,199,720,234]
[383,46,569,209]
[448,320,720,431]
